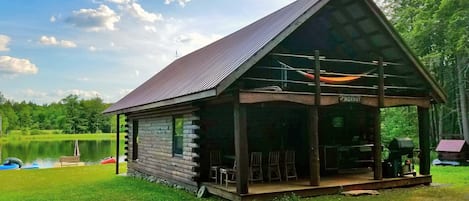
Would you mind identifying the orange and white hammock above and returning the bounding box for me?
[277,61,375,84]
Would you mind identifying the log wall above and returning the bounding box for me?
[126,107,200,192]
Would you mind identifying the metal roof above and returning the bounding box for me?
[104,0,322,114]
[104,0,446,114]
[436,140,467,152]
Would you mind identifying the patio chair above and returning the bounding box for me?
[267,151,282,182]
[284,150,297,181]
[220,160,237,187]
[249,152,263,183]
[209,150,223,183]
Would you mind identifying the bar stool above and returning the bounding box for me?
[209,151,222,183]
[249,152,263,183]
[267,151,281,182]
[284,150,297,181]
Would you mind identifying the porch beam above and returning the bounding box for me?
[373,57,384,180]
[239,90,430,108]
[234,92,249,194]
[418,106,431,175]
[116,114,120,175]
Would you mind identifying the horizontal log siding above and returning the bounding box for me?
[127,111,200,191]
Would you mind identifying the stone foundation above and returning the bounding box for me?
[128,170,198,193]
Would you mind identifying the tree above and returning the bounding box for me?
[383,0,469,143]
[62,95,86,134]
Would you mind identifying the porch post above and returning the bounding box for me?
[373,57,384,180]
[418,106,430,175]
[307,108,320,186]
[116,114,120,175]
[234,92,249,194]
[308,50,320,186]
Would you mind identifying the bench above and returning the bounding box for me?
[59,156,81,167]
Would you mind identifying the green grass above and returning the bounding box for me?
[0,165,467,201]
[300,166,469,201]
[0,164,218,201]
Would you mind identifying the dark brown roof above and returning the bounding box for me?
[436,140,467,152]
[104,0,446,114]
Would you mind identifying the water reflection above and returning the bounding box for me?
[0,140,125,168]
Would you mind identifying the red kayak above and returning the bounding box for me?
[100,157,116,164]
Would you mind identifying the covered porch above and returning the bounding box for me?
[199,90,432,198]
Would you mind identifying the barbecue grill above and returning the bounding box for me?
[383,137,417,178]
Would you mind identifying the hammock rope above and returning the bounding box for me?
[277,61,376,84]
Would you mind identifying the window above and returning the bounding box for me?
[173,116,184,156]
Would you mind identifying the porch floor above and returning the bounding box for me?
[203,170,432,201]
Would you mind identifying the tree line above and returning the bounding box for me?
[0,92,118,135]
[378,0,469,144]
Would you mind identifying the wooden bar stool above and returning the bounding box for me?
[209,151,222,183]
[249,152,263,183]
[284,150,297,181]
[267,151,282,182]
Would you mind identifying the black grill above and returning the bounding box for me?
[389,137,414,157]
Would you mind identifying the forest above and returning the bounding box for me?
[0,93,117,134]
[376,0,469,145]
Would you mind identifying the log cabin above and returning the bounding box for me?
[104,0,446,200]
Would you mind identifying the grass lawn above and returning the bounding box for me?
[0,165,468,201]
[0,164,219,201]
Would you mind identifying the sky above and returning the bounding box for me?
[0,0,295,104]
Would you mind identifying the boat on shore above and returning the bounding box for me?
[22,163,40,169]
[0,163,19,170]
[100,157,116,164]
[0,157,23,170]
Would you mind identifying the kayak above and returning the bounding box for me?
[100,157,116,164]
[0,163,19,170]
[22,163,40,169]
[4,157,23,168]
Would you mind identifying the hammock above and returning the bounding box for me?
[277,61,375,84]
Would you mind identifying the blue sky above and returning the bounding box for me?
[0,0,294,104]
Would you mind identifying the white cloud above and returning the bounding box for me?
[106,0,130,4]
[144,25,157,32]
[77,77,89,81]
[89,46,97,51]
[50,16,56,23]
[175,32,222,54]
[0,34,11,51]
[66,5,120,32]
[135,70,140,77]
[56,89,101,99]
[17,89,104,104]
[23,89,48,99]
[119,88,132,96]
[0,56,39,75]
[39,36,77,48]
[164,0,191,7]
[127,2,163,23]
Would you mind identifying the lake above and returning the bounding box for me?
[0,140,125,168]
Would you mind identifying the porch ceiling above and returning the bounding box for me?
[239,0,444,102]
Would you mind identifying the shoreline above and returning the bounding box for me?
[0,133,125,143]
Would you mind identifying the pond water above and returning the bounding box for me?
[0,140,125,168]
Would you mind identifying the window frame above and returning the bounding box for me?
[172,115,184,157]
